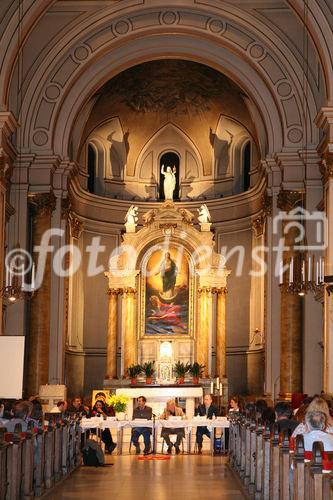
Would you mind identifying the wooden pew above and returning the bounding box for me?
[44,417,55,489]
[293,434,305,500]
[5,423,23,500]
[270,424,280,500]
[34,424,45,497]
[0,428,9,500]
[254,421,264,499]
[21,421,35,499]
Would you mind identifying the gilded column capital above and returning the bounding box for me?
[107,288,121,296]
[28,192,56,216]
[61,197,71,220]
[261,192,272,217]
[251,214,266,238]
[216,286,228,295]
[123,287,136,296]
[69,212,83,239]
[320,156,333,182]
[277,190,303,211]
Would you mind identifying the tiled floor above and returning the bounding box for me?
[45,454,246,499]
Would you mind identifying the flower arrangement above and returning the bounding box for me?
[107,393,130,413]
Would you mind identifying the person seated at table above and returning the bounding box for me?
[92,400,116,454]
[68,396,90,417]
[195,394,219,454]
[160,398,185,454]
[132,396,152,455]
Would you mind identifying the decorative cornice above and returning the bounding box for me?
[277,189,303,211]
[28,192,56,216]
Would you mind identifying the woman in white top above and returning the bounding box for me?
[292,396,333,437]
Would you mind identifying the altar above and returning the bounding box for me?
[104,201,230,395]
[116,385,203,419]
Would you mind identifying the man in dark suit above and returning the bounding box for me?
[132,396,153,455]
[195,394,219,454]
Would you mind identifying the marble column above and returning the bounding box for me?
[278,190,303,399]
[106,288,120,379]
[123,287,137,371]
[0,156,7,335]
[321,155,333,392]
[197,287,212,376]
[27,192,56,396]
[215,287,227,378]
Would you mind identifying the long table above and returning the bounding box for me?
[81,417,230,456]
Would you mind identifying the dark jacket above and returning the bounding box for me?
[132,405,153,420]
[195,403,219,419]
[276,418,298,434]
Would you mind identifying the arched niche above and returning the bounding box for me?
[211,115,258,196]
[135,123,204,200]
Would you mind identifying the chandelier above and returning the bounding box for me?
[279,254,324,296]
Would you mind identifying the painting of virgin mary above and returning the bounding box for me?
[144,247,189,335]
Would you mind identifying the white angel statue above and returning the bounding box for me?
[197,204,211,224]
[125,205,138,225]
[161,164,176,200]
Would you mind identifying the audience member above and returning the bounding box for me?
[50,401,68,414]
[274,401,298,434]
[132,396,152,455]
[4,400,31,432]
[160,398,185,454]
[292,396,333,437]
[195,394,219,454]
[302,411,333,451]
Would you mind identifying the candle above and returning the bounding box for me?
[279,260,283,284]
[216,377,220,390]
[301,260,305,283]
[308,255,312,282]
[289,257,293,283]
[31,263,35,290]
[219,385,222,396]
[316,261,319,285]
[321,259,324,283]
[210,381,214,394]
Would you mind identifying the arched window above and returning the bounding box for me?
[87,144,96,194]
[243,141,251,192]
[159,152,180,201]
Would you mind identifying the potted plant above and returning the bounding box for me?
[174,361,190,384]
[108,393,130,420]
[142,361,155,384]
[189,362,205,384]
[127,364,142,385]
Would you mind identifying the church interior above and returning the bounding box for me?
[0,0,333,498]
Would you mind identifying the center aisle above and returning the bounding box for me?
[45,455,246,499]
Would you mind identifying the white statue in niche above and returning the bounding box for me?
[161,164,176,200]
[197,204,211,224]
[124,205,138,232]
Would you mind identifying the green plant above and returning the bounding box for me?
[189,362,205,378]
[127,364,142,379]
[107,394,130,413]
[142,361,155,377]
[174,361,190,377]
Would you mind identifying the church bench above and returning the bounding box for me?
[229,417,333,500]
[0,415,81,499]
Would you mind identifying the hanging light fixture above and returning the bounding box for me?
[1,0,35,304]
